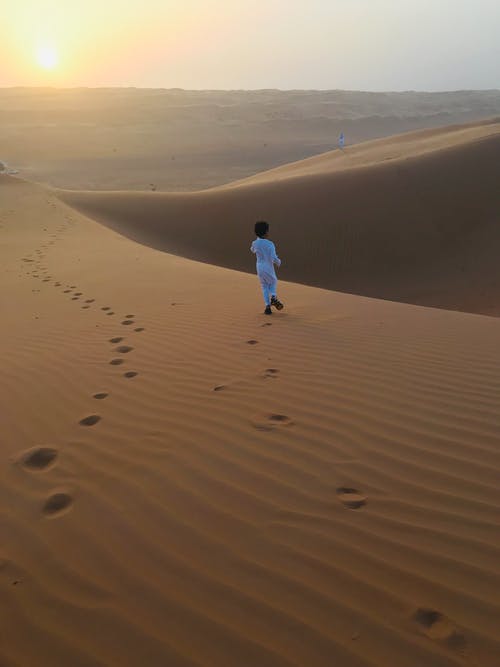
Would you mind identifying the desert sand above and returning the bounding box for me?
[1,87,500,191]
[1,118,500,666]
[61,120,500,315]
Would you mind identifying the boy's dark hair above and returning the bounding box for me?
[255,221,269,238]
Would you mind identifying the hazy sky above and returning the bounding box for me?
[2,0,499,90]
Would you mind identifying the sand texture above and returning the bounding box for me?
[1,136,500,666]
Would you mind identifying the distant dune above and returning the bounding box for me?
[60,120,500,316]
[2,87,500,190]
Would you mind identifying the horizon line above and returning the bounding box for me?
[1,86,500,94]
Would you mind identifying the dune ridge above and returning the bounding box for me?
[1,170,500,666]
[3,88,500,191]
[59,121,500,316]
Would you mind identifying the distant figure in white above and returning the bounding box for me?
[0,161,18,175]
[250,221,284,315]
[338,132,345,150]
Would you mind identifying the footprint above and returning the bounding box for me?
[263,368,279,379]
[121,320,134,326]
[71,297,79,300]
[79,415,101,426]
[125,314,134,318]
[101,306,111,311]
[336,487,367,510]
[106,312,115,316]
[110,358,124,365]
[42,492,73,517]
[269,414,292,424]
[0,559,25,587]
[19,447,58,471]
[261,322,272,327]
[63,289,71,293]
[85,299,95,303]
[251,413,294,431]
[413,609,466,650]
[93,392,108,400]
[134,327,144,332]
[247,340,259,345]
[82,305,90,309]
[213,385,226,392]
[109,337,123,344]
[74,292,82,296]
[116,345,133,354]
[124,371,138,378]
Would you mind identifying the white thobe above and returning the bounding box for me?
[250,237,282,305]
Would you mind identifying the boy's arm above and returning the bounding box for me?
[250,241,256,254]
[272,243,282,267]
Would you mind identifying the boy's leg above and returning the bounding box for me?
[269,278,278,300]
[259,276,271,306]
[270,279,284,310]
[259,277,273,313]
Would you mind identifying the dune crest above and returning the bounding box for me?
[2,88,500,191]
[59,121,500,316]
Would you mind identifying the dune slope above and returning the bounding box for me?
[59,121,500,316]
[2,174,500,666]
[2,88,500,191]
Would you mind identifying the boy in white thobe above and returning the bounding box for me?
[250,221,284,315]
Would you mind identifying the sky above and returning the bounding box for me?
[2,0,499,91]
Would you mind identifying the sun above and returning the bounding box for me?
[36,46,59,70]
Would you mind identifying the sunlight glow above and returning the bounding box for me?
[36,45,58,70]
[0,1,496,88]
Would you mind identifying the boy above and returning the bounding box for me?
[250,221,284,315]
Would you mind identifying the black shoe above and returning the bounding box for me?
[264,306,272,315]
[271,296,284,310]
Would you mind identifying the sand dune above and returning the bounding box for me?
[1,170,500,666]
[2,88,500,191]
[60,121,500,315]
